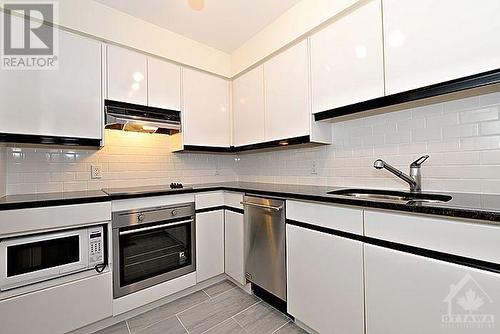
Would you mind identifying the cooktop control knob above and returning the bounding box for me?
[171,209,177,216]
[138,213,145,222]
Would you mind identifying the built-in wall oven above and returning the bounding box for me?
[112,203,195,298]
[0,226,105,291]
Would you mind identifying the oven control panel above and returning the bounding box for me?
[88,226,104,267]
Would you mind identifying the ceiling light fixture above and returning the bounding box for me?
[188,0,204,11]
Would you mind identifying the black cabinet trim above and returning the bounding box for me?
[287,219,500,274]
[181,136,312,154]
[195,206,244,214]
[314,68,500,121]
[0,133,101,147]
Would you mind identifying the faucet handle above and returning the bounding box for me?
[410,155,430,168]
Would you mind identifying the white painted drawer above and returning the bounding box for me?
[112,194,194,212]
[195,192,225,209]
[365,210,500,264]
[0,202,111,237]
[0,272,112,334]
[286,200,363,235]
[224,192,244,209]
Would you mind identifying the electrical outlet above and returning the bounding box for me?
[91,165,102,179]
[311,161,318,175]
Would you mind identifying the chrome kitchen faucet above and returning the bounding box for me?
[373,155,430,193]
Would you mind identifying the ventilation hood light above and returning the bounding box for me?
[104,100,181,135]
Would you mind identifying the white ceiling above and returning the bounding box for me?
[94,0,302,53]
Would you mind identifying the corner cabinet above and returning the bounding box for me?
[224,210,245,285]
[0,29,103,142]
[181,68,231,148]
[311,0,384,112]
[232,65,266,147]
[383,0,500,94]
[264,40,310,142]
[195,210,225,282]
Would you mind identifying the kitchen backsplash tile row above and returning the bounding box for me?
[236,91,500,194]
[3,92,500,195]
[4,130,237,195]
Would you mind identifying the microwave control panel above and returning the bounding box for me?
[88,226,104,267]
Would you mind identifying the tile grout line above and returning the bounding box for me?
[271,320,290,334]
[201,289,212,300]
[198,299,261,334]
[125,320,132,334]
[230,316,251,334]
[176,314,190,334]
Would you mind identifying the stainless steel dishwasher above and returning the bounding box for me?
[242,195,286,301]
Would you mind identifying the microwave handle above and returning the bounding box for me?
[119,219,193,236]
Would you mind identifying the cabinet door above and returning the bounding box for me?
[287,224,364,334]
[365,244,500,334]
[107,45,147,105]
[147,57,181,110]
[0,29,102,139]
[311,0,384,112]
[264,40,310,141]
[196,211,224,282]
[384,0,500,94]
[182,68,230,147]
[232,65,265,146]
[224,210,245,285]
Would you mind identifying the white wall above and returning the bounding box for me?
[230,0,359,76]
[5,130,237,195]
[0,0,231,77]
[237,91,500,194]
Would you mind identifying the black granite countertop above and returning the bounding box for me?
[1,182,500,223]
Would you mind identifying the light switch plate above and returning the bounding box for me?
[91,165,102,179]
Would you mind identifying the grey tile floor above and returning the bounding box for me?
[95,280,308,334]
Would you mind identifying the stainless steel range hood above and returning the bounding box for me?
[104,100,181,135]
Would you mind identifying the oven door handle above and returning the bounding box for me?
[119,219,193,236]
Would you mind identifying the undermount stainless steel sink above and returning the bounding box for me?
[327,188,452,204]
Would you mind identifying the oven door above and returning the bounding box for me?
[0,229,89,291]
[113,218,195,298]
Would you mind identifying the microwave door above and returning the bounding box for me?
[0,230,88,291]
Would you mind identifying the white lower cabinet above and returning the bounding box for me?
[196,210,225,282]
[224,210,245,285]
[365,244,500,334]
[287,224,365,334]
[0,272,112,334]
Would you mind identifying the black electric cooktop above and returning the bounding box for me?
[102,183,189,196]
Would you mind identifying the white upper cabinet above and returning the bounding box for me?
[107,45,147,105]
[311,0,384,112]
[0,29,102,140]
[232,65,265,146]
[147,57,181,110]
[182,68,231,147]
[383,0,500,94]
[264,40,310,142]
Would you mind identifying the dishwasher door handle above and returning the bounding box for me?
[240,201,283,211]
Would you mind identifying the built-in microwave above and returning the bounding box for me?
[0,226,105,291]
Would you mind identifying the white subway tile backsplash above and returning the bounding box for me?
[459,107,499,124]
[5,93,500,196]
[237,92,500,194]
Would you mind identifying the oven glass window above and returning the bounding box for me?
[7,236,80,277]
[119,222,192,287]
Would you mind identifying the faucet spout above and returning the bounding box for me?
[373,159,418,192]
